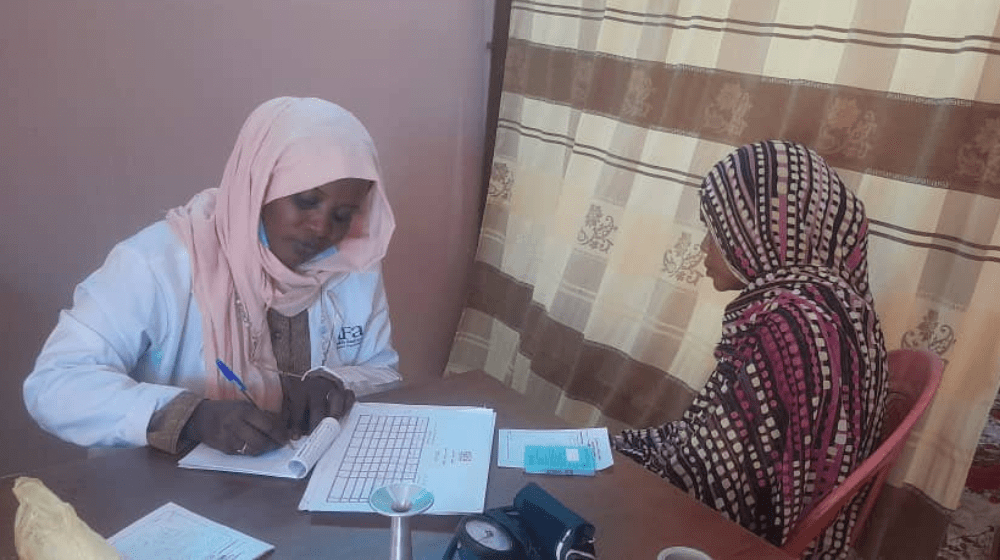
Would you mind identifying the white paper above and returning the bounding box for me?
[178,416,342,479]
[298,402,496,515]
[109,502,273,560]
[497,428,614,470]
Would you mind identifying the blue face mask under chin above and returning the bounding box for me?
[259,221,338,265]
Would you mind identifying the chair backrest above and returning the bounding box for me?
[780,348,944,557]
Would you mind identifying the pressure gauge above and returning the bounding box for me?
[446,513,521,560]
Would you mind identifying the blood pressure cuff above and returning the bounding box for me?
[480,482,596,560]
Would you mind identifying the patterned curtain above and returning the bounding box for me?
[447,1,1000,558]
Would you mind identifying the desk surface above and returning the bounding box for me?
[0,371,794,560]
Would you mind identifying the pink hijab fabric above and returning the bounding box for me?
[167,97,395,411]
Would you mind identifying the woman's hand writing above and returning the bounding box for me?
[182,400,288,456]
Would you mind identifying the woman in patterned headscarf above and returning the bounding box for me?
[613,140,887,559]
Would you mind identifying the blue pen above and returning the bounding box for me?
[216,358,261,410]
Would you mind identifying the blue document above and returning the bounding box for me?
[497,428,614,470]
[524,445,596,476]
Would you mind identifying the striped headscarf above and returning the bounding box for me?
[700,140,873,301]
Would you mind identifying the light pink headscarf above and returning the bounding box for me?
[167,97,395,411]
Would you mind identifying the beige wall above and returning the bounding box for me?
[0,1,491,474]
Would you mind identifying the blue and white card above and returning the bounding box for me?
[524,445,596,476]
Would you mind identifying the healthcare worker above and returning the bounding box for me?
[24,97,400,457]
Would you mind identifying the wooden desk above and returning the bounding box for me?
[0,371,793,560]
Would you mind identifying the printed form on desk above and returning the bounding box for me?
[108,502,273,560]
[298,402,496,515]
[497,428,615,470]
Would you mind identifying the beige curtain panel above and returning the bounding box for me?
[447,1,1000,558]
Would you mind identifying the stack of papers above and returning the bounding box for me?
[178,403,496,515]
[299,403,496,514]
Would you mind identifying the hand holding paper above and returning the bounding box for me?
[179,416,342,479]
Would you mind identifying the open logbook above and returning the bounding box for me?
[177,402,497,515]
[178,416,343,479]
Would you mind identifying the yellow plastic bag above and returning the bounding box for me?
[12,477,121,560]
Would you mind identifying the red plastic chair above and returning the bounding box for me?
[780,348,944,558]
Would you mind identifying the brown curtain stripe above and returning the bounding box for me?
[870,218,1000,252]
[869,221,1000,263]
[499,118,705,187]
[505,38,1000,199]
[858,483,954,559]
[512,1,1000,54]
[467,260,697,427]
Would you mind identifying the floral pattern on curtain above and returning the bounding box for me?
[447,1,1000,558]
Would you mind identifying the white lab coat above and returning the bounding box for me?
[24,221,400,448]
